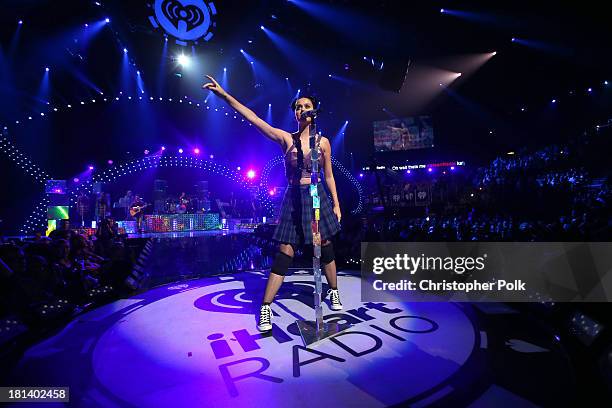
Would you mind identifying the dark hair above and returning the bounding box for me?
[290,95,319,111]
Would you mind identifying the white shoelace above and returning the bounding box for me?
[259,305,271,324]
[328,289,341,305]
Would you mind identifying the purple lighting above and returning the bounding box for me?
[269,189,275,196]
[359,173,364,178]
[427,168,433,173]
[450,166,455,170]
[88,166,94,170]
[178,148,184,154]
[73,178,79,183]
[107,160,113,165]
[247,169,256,179]
[194,148,200,154]
[406,170,411,175]
[161,146,166,151]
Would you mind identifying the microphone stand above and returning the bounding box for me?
[296,112,352,346]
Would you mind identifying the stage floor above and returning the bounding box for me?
[7,270,577,407]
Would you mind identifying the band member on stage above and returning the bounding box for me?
[122,190,134,220]
[131,195,146,233]
[76,191,89,227]
[96,192,109,222]
[178,192,188,214]
[203,75,342,332]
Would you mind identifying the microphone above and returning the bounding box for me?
[300,110,318,120]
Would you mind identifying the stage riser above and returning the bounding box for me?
[141,233,272,286]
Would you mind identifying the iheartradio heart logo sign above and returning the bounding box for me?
[149,0,217,46]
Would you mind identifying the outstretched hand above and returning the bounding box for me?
[202,75,227,97]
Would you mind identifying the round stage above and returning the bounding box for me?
[8,271,575,407]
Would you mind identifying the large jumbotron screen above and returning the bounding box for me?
[373,116,434,152]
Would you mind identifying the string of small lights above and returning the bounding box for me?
[258,154,364,215]
[19,195,50,234]
[0,133,51,184]
[69,154,251,206]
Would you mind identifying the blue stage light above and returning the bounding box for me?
[511,37,516,42]
[552,99,556,103]
[18,20,23,25]
[123,48,128,53]
[440,8,445,13]
[45,67,49,72]
[260,25,265,30]
[105,18,110,23]
[224,67,227,71]
[240,49,244,53]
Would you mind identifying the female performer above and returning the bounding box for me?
[203,75,343,331]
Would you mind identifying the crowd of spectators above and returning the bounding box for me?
[354,131,610,244]
[0,219,135,330]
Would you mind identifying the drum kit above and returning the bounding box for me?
[165,195,192,214]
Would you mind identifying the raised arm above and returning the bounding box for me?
[203,75,287,145]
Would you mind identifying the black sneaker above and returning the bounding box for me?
[328,289,343,311]
[257,304,272,331]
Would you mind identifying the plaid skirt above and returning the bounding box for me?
[272,183,341,245]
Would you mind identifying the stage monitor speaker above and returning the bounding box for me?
[154,179,168,192]
[378,57,411,93]
[195,180,208,193]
